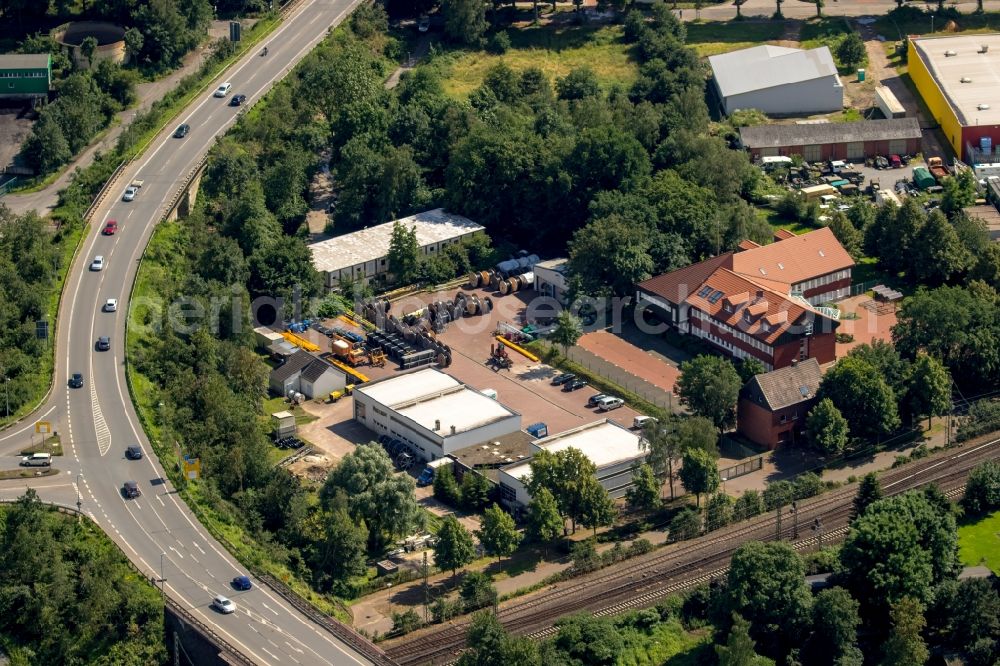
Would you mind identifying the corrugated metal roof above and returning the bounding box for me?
[0,53,51,70]
[709,45,839,99]
[739,117,921,149]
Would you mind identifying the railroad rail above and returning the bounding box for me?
[385,436,1000,665]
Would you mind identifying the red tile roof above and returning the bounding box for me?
[731,227,853,286]
[772,229,797,240]
[636,253,733,304]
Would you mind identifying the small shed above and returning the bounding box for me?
[913,166,936,190]
[299,360,345,399]
[272,411,296,439]
[375,560,398,577]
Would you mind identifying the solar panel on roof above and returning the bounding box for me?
[707,290,724,304]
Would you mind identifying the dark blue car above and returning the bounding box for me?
[231,575,252,591]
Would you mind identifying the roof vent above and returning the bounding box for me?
[759,268,767,275]
[777,262,784,270]
[979,103,991,110]
[979,44,990,53]
[944,50,958,57]
[961,76,973,83]
[819,249,826,257]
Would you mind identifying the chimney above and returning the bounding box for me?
[791,359,798,367]
[756,290,764,300]
[435,419,441,431]
[451,425,457,435]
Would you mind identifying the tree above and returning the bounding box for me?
[460,571,498,612]
[679,448,720,506]
[441,0,488,46]
[434,515,475,578]
[526,447,598,532]
[525,487,564,545]
[388,221,419,285]
[733,490,765,521]
[912,210,973,285]
[556,67,602,101]
[21,112,71,173]
[826,212,863,259]
[476,504,519,567]
[302,509,367,592]
[705,492,734,531]
[818,356,901,440]
[321,444,418,550]
[461,470,492,512]
[881,597,929,666]
[626,464,661,512]
[717,614,773,666]
[805,587,863,666]
[550,310,582,357]
[724,541,812,660]
[852,472,883,521]
[942,167,978,215]
[669,506,702,540]
[806,398,850,455]
[458,610,541,666]
[80,36,98,67]
[568,214,654,297]
[578,476,617,537]
[814,0,824,17]
[905,353,952,426]
[553,614,625,665]
[642,421,682,499]
[836,33,866,70]
[391,608,422,635]
[676,355,742,432]
[434,463,462,506]
[123,27,144,63]
[961,461,1000,515]
[737,357,766,383]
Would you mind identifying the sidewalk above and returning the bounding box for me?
[1,20,242,217]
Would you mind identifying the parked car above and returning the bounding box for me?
[69,372,84,389]
[173,123,190,138]
[596,396,624,411]
[104,298,118,312]
[417,16,430,32]
[587,393,608,407]
[125,445,143,460]
[21,453,51,467]
[102,220,118,235]
[96,336,111,351]
[229,94,247,106]
[122,480,141,498]
[90,255,105,271]
[551,373,575,386]
[633,415,658,430]
[213,82,232,98]
[211,595,236,613]
[231,575,252,591]
[563,379,587,392]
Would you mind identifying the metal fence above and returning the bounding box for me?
[849,280,878,297]
[565,346,681,415]
[720,455,764,481]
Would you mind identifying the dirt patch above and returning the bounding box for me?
[0,107,35,171]
[287,451,336,482]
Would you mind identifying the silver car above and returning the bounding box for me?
[212,595,236,614]
[122,185,138,201]
[90,255,105,271]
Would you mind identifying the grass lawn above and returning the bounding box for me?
[759,206,816,235]
[799,17,862,74]
[0,468,59,480]
[958,510,1000,574]
[684,21,785,57]
[21,434,63,457]
[874,9,1000,42]
[437,25,638,98]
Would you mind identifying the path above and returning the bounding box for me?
[385,34,432,90]
[1,20,243,216]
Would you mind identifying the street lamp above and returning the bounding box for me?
[76,474,82,511]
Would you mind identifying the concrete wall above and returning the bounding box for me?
[725,77,843,116]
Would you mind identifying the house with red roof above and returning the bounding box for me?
[635,228,854,371]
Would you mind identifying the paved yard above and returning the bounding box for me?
[833,293,897,356]
[578,329,681,395]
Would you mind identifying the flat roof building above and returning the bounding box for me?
[497,420,648,508]
[353,368,521,461]
[309,208,485,288]
[739,118,921,162]
[709,45,843,116]
[909,34,1000,162]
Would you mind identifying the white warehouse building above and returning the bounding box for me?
[709,45,843,116]
[497,420,648,509]
[353,368,522,461]
[309,208,485,288]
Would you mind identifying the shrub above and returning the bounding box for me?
[488,31,511,54]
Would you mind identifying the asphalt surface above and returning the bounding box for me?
[0,0,375,664]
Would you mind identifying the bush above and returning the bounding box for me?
[961,461,1000,515]
[792,472,823,500]
[488,31,511,54]
[460,571,497,612]
[430,597,462,623]
[571,538,601,573]
[391,608,422,636]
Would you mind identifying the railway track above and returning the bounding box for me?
[385,436,1000,665]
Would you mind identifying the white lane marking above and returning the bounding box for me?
[262,603,279,616]
[90,377,112,456]
[0,405,56,443]
[261,647,280,662]
[285,641,303,654]
[168,545,184,559]
[193,541,206,555]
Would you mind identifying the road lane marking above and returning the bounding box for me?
[168,545,184,559]
[261,647,279,661]
[262,603,279,616]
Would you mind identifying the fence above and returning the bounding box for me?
[848,280,878,297]
[720,455,765,481]
[565,345,681,415]
[0,176,17,196]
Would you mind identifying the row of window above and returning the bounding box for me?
[689,324,773,371]
[0,71,47,78]
[690,308,773,354]
[794,269,850,293]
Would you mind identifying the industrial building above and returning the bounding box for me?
[709,45,843,116]
[532,258,569,306]
[308,209,485,288]
[497,420,648,509]
[737,358,822,449]
[739,118,921,162]
[636,228,851,371]
[909,34,1000,163]
[0,54,50,99]
[269,349,346,399]
[352,368,521,461]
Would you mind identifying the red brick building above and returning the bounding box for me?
[739,118,922,162]
[737,358,822,449]
[636,228,853,371]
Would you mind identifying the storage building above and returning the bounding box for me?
[532,258,569,306]
[497,420,648,509]
[0,54,51,99]
[353,368,522,461]
[268,350,346,399]
[709,45,843,116]
[739,118,921,162]
[309,209,485,288]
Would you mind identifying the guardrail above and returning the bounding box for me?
[84,158,130,223]
[255,573,397,666]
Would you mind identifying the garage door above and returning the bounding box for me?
[802,145,821,161]
[846,142,864,159]
[888,139,908,155]
[759,147,778,157]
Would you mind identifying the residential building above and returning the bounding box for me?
[636,228,852,371]
[739,118,921,162]
[709,45,843,116]
[0,54,51,99]
[737,358,822,449]
[308,208,485,288]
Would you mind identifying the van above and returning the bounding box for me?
[417,458,452,486]
[20,452,51,467]
[596,396,624,412]
[633,415,658,430]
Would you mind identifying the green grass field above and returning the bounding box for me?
[684,21,785,57]
[438,25,638,98]
[958,510,1000,574]
[874,9,1000,42]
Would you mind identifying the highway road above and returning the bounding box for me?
[0,0,379,664]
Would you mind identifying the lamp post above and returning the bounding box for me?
[931,15,935,33]
[76,474,82,512]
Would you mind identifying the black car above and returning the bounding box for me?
[96,336,111,351]
[229,94,247,106]
[173,123,190,138]
[563,379,587,392]
[551,373,576,386]
[69,372,84,389]
[122,480,141,498]
[587,393,608,407]
[125,445,143,460]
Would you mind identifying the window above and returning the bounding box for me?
[697,285,712,297]
[802,144,822,162]
[707,290,724,304]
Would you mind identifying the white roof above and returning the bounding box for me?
[355,368,459,405]
[501,420,645,482]
[709,45,840,98]
[911,34,1000,126]
[309,208,484,273]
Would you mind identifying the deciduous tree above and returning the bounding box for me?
[836,33,866,70]
[905,353,952,426]
[550,310,583,357]
[388,221,419,285]
[434,515,475,579]
[679,447,720,506]
[441,0,488,46]
[806,398,850,455]
[578,476,617,536]
[705,492,734,531]
[525,487,564,544]
[818,356,900,440]
[626,463,661,512]
[476,504,520,567]
[881,597,929,666]
[805,586,863,666]
[716,614,773,666]
[677,355,742,432]
[852,472,882,521]
[961,460,1000,515]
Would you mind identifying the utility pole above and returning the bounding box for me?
[812,518,823,551]
[422,551,429,624]
[791,501,799,540]
[160,552,167,598]
[75,473,82,521]
[775,504,782,541]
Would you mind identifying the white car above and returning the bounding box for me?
[212,595,236,614]
[122,185,139,201]
[104,298,118,312]
[90,256,105,271]
[213,82,232,98]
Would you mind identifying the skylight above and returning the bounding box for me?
[707,290,724,304]
[697,285,712,298]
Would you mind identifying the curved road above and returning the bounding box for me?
[1,1,375,664]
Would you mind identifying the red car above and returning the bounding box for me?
[102,220,119,235]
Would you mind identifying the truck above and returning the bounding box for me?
[331,335,366,366]
[416,458,452,486]
[912,166,936,190]
[927,157,951,182]
[876,85,906,119]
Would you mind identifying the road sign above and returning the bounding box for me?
[36,320,48,340]
[182,455,201,480]
[35,421,51,434]
[229,21,241,42]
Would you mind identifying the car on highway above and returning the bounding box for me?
[122,480,141,498]
[563,379,587,392]
[229,94,247,106]
[122,185,139,201]
[21,452,52,467]
[96,336,111,351]
[69,372,84,388]
[102,220,118,235]
[125,445,143,460]
[551,373,575,386]
[173,123,190,138]
[231,575,252,591]
[587,393,608,407]
[90,255,105,271]
[212,595,236,614]
[104,298,118,312]
[213,82,232,98]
